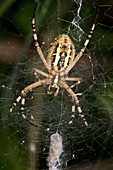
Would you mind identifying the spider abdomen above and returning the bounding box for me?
[47,34,75,72]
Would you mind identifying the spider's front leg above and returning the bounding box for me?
[63,82,88,127]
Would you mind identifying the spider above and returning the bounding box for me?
[10,3,98,127]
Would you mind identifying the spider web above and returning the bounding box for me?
[0,0,113,170]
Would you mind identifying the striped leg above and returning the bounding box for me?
[10,95,38,127]
[63,82,88,127]
[33,68,48,78]
[9,95,30,120]
[9,79,47,122]
[20,97,34,120]
[65,77,82,89]
[69,99,88,127]
[10,96,22,113]
[32,3,49,70]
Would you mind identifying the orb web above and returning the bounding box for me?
[0,0,113,170]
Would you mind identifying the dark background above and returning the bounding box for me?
[0,0,113,170]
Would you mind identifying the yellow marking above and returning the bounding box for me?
[21,107,24,111]
[21,98,25,105]
[31,115,34,120]
[92,23,95,31]
[64,45,71,68]
[17,96,21,102]
[84,39,89,46]
[13,103,16,106]
[32,18,35,24]
[32,28,36,32]
[10,108,13,113]
[54,75,58,84]
[71,115,75,118]
[88,34,92,38]
[72,105,75,112]
[85,121,88,127]
[33,33,37,40]
[21,90,26,96]
[22,114,26,119]
[35,42,39,47]
[69,120,73,124]
[77,106,82,113]
[53,44,61,67]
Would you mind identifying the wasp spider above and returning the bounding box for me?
[10,3,98,127]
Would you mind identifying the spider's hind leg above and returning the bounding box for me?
[10,94,35,127]
[69,101,88,127]
[20,97,33,120]
[9,95,29,119]
[63,82,88,127]
[10,96,22,113]
[9,79,46,127]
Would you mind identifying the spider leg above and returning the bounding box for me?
[32,3,49,70]
[65,77,82,81]
[9,95,29,121]
[65,77,82,88]
[70,81,81,89]
[62,82,88,126]
[10,79,47,120]
[9,96,22,113]
[33,68,49,78]
[65,13,98,74]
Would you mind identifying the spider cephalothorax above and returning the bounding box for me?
[10,3,98,127]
